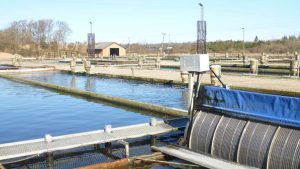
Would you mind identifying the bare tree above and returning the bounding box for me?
[53,21,72,56]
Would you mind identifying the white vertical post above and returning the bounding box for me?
[188,73,194,116]
[117,140,130,158]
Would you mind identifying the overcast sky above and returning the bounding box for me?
[1,0,299,43]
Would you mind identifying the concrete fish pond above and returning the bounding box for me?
[0,73,187,169]
[14,71,189,110]
[0,77,170,144]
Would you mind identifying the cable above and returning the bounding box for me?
[210,67,226,88]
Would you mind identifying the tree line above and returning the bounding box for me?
[1,19,299,57]
[0,19,78,57]
[126,35,300,55]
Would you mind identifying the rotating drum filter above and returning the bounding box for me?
[237,121,277,168]
[188,112,300,169]
[211,116,247,161]
[267,127,300,169]
[189,111,221,153]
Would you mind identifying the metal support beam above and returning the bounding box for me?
[94,144,100,150]
[150,135,157,146]
[117,140,129,158]
[104,143,112,155]
[46,152,54,169]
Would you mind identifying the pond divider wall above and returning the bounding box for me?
[160,65,292,75]
[59,70,300,98]
[0,74,187,117]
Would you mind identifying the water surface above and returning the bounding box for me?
[17,71,189,109]
[0,77,160,143]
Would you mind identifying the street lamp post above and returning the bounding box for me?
[242,27,245,55]
[128,37,131,56]
[161,33,166,57]
[90,21,93,34]
[199,3,204,21]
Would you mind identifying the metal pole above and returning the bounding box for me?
[242,28,245,55]
[128,37,130,55]
[90,21,93,34]
[188,73,194,118]
[199,3,204,21]
[161,33,166,57]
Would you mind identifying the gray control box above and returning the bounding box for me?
[180,54,210,72]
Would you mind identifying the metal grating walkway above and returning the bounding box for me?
[0,121,177,161]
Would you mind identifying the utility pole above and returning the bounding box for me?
[90,21,93,34]
[242,27,245,55]
[161,33,166,57]
[199,3,204,21]
[128,37,130,56]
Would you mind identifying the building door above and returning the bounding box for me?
[110,48,119,56]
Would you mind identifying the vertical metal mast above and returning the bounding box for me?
[87,21,95,58]
[197,3,207,54]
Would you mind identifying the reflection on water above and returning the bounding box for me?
[85,76,96,91]
[0,77,159,143]
[182,89,191,108]
[17,71,189,109]
[71,75,77,88]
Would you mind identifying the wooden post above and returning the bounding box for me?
[84,60,91,74]
[225,53,229,58]
[295,51,299,61]
[180,71,189,84]
[155,58,161,69]
[138,58,143,68]
[210,65,221,86]
[12,58,16,66]
[260,53,265,64]
[250,59,258,74]
[290,60,299,77]
[243,54,247,64]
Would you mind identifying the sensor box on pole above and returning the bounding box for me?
[180,54,210,73]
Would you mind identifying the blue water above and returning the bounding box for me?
[160,67,178,71]
[0,77,162,143]
[17,71,189,109]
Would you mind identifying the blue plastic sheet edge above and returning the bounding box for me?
[200,86,300,128]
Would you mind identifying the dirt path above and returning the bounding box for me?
[0,52,14,61]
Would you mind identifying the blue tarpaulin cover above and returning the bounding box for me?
[200,86,300,128]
